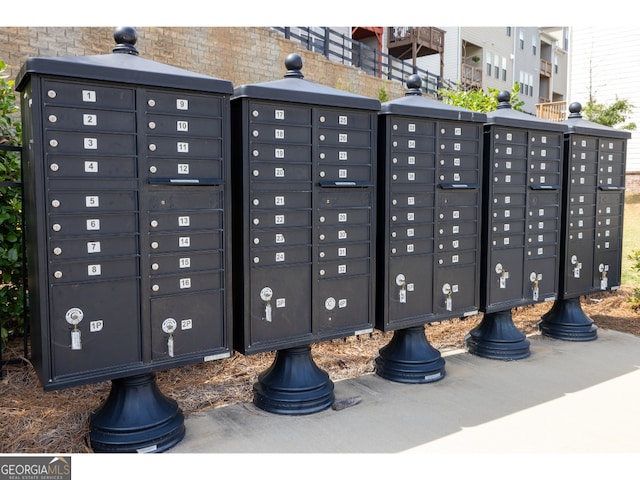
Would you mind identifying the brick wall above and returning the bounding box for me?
[0,27,406,101]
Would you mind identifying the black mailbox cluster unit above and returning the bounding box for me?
[16,29,233,452]
[374,75,486,383]
[539,102,632,340]
[466,91,568,360]
[231,54,380,413]
[14,27,632,452]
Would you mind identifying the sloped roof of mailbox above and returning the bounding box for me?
[486,90,567,132]
[379,74,486,123]
[232,53,380,111]
[16,27,233,94]
[562,102,632,139]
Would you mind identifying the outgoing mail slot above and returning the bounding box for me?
[148,189,222,211]
[46,130,136,155]
[45,106,136,132]
[42,79,135,109]
[49,212,138,236]
[149,230,222,253]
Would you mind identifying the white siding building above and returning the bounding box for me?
[569,27,640,172]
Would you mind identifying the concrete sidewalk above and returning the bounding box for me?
[170,329,640,454]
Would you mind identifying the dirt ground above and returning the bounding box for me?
[1,287,638,453]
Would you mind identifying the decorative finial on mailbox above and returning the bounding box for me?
[113,27,139,55]
[284,53,304,79]
[496,90,511,109]
[568,102,582,118]
[405,74,423,96]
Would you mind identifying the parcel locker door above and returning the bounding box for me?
[434,263,478,317]
[249,264,313,349]
[150,291,225,361]
[564,241,596,296]
[385,255,433,329]
[486,248,524,310]
[49,280,142,381]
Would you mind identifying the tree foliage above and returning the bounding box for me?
[437,83,524,113]
[582,96,636,131]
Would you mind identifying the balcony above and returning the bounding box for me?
[387,27,445,60]
[540,59,552,77]
[461,64,482,89]
[536,101,567,122]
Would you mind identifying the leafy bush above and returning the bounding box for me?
[627,250,640,312]
[0,59,24,341]
[437,82,524,113]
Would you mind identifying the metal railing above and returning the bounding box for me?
[273,27,442,96]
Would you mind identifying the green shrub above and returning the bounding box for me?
[627,249,640,312]
[0,59,24,341]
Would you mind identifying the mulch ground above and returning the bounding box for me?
[1,287,638,453]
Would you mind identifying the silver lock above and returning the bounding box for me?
[162,318,178,357]
[65,307,84,350]
[260,287,273,322]
[396,274,407,303]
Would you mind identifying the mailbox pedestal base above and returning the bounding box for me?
[538,297,598,341]
[89,373,185,453]
[375,325,445,383]
[253,345,335,415]
[466,310,530,360]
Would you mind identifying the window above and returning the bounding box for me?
[554,56,558,74]
[502,57,507,81]
[486,51,492,76]
[519,31,524,49]
[494,54,499,78]
[532,36,537,56]
[506,27,512,36]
